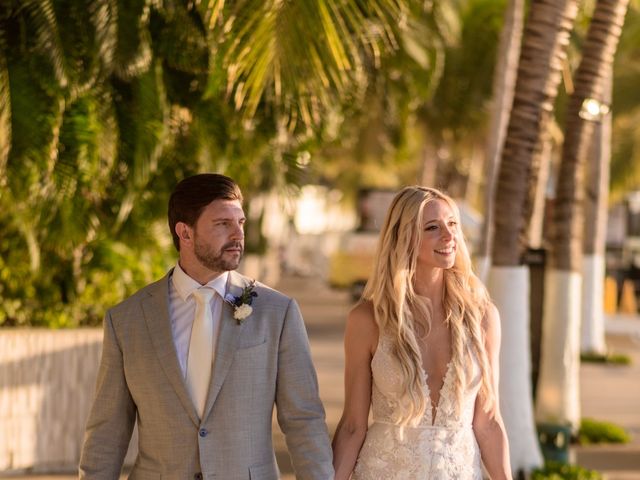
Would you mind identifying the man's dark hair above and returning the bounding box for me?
[168,173,243,251]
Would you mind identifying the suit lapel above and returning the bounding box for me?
[141,272,200,427]
[202,271,248,419]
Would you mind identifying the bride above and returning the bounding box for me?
[332,186,512,479]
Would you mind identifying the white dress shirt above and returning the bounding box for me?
[168,263,228,379]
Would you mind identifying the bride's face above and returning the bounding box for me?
[417,199,458,271]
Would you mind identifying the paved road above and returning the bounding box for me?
[2,275,639,479]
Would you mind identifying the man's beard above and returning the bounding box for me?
[194,238,243,272]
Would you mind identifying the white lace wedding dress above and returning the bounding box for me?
[352,332,483,479]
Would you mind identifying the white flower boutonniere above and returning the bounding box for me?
[225,280,258,324]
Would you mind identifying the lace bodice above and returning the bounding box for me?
[353,333,483,479]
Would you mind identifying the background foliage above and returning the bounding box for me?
[1,0,639,326]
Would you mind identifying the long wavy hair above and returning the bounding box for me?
[362,186,494,427]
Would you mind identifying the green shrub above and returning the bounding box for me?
[580,352,631,365]
[578,418,631,445]
[531,461,602,480]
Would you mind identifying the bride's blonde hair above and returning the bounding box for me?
[362,186,494,427]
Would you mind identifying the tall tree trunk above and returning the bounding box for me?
[581,70,612,354]
[492,0,578,266]
[420,139,439,187]
[476,0,524,281]
[527,119,564,249]
[0,53,9,177]
[536,0,629,429]
[488,0,579,473]
[465,144,483,207]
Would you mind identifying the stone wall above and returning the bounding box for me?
[0,329,136,473]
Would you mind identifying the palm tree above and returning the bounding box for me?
[536,0,629,428]
[476,0,525,282]
[487,0,580,472]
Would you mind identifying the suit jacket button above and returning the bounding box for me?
[199,428,208,437]
[194,473,203,480]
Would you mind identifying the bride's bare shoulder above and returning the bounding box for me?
[345,300,378,348]
[348,300,376,325]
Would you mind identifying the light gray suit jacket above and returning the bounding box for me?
[79,270,333,480]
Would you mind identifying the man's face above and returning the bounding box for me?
[191,199,245,274]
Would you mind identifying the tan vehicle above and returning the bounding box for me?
[328,231,378,301]
[328,190,395,301]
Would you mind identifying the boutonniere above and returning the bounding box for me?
[225,280,258,324]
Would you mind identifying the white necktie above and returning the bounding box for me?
[187,288,215,418]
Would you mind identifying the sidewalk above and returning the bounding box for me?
[2,277,639,479]
[574,325,640,480]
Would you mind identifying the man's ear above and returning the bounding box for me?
[175,222,193,245]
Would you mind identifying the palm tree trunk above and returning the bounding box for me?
[0,54,9,176]
[536,0,629,429]
[487,0,579,472]
[420,139,439,187]
[492,0,579,266]
[581,70,612,354]
[476,0,524,281]
[526,130,553,249]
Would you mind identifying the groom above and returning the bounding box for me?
[79,173,333,479]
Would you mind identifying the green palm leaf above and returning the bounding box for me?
[206,0,403,128]
[18,0,69,88]
[89,0,118,73]
[110,61,169,231]
[113,0,152,79]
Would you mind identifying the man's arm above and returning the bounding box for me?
[79,311,136,480]
[275,299,334,480]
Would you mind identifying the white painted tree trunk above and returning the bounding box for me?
[581,71,612,355]
[487,266,543,472]
[535,269,582,428]
[475,256,491,284]
[581,254,607,354]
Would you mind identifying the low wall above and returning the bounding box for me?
[0,329,136,473]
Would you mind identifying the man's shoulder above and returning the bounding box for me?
[108,271,171,317]
[231,271,292,309]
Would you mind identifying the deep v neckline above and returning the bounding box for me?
[419,357,453,426]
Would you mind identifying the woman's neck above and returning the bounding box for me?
[414,267,445,304]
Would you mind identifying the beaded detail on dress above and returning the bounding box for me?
[352,332,483,479]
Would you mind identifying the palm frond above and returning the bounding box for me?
[111,61,169,230]
[423,0,505,136]
[152,2,210,74]
[20,0,68,88]
[49,0,115,98]
[5,58,64,195]
[206,0,406,129]
[89,0,118,72]
[113,0,152,79]
[195,0,225,31]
